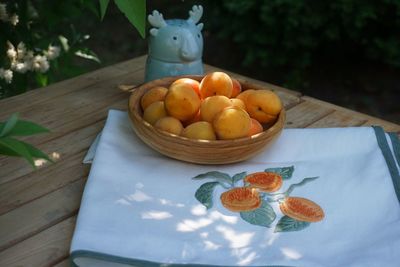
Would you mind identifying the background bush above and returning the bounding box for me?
[203,0,400,88]
[0,0,100,99]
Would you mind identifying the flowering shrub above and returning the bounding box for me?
[0,1,100,99]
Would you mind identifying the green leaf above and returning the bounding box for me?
[240,200,276,227]
[194,182,219,209]
[35,73,48,87]
[114,0,146,38]
[0,143,20,156]
[99,0,110,20]
[193,171,232,184]
[232,171,246,184]
[265,166,294,180]
[275,215,310,232]
[19,140,53,162]
[0,113,19,137]
[0,137,35,167]
[0,120,49,136]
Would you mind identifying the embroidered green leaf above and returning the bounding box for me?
[265,166,294,180]
[232,172,246,184]
[275,215,310,232]
[240,200,276,227]
[193,171,232,184]
[194,182,219,209]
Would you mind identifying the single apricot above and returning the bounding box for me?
[231,78,242,98]
[220,187,261,212]
[213,106,251,140]
[199,72,233,99]
[143,101,167,125]
[279,197,325,222]
[230,98,246,110]
[200,95,232,123]
[140,86,168,111]
[171,78,201,98]
[244,172,282,192]
[236,89,256,104]
[154,116,184,135]
[182,121,216,140]
[247,118,264,137]
[245,90,282,124]
[165,83,201,121]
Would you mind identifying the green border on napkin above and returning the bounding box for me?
[373,126,400,203]
[71,250,294,267]
[389,132,400,167]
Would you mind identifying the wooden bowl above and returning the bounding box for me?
[128,75,285,165]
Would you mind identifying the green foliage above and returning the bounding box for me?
[204,0,400,88]
[100,0,146,38]
[0,0,101,99]
[0,113,52,168]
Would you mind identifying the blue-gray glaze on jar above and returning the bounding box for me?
[145,5,204,82]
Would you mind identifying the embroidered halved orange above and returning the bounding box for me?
[220,187,261,212]
[244,172,282,192]
[279,197,325,222]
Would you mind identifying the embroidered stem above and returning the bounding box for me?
[263,177,319,202]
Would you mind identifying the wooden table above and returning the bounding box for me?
[0,55,399,266]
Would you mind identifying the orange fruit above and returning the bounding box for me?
[220,187,261,212]
[244,172,282,192]
[279,197,325,222]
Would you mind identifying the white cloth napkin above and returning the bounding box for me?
[70,110,400,267]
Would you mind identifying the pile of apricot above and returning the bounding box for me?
[140,72,282,140]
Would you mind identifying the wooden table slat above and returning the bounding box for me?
[306,110,367,128]
[302,96,400,132]
[0,178,84,251]
[0,55,146,118]
[0,151,88,215]
[0,216,75,267]
[52,258,71,267]
[0,119,103,185]
[285,100,335,128]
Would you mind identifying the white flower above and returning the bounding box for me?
[45,45,61,60]
[14,62,29,74]
[0,4,8,22]
[17,42,26,60]
[24,50,34,61]
[6,47,17,60]
[9,14,18,25]
[6,41,17,60]
[32,55,49,73]
[3,69,13,84]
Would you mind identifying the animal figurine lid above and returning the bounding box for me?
[145,5,204,82]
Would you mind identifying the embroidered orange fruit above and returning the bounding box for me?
[279,197,324,222]
[244,172,282,192]
[220,187,261,212]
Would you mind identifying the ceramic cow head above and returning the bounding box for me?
[147,5,204,63]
